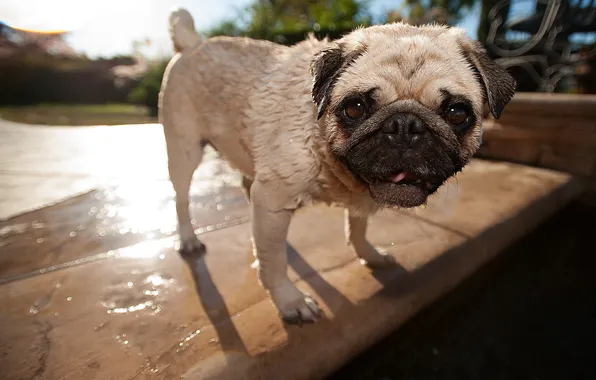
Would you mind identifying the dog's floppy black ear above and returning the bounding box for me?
[310,43,365,120]
[461,40,516,119]
[310,46,344,120]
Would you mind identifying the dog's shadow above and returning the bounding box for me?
[179,239,409,357]
[286,243,355,314]
[180,248,248,355]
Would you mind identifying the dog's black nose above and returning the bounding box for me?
[381,113,426,147]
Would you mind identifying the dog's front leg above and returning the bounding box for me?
[345,209,397,268]
[251,183,322,325]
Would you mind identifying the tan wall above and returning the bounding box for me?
[477,92,596,202]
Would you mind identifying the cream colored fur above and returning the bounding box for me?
[160,8,508,324]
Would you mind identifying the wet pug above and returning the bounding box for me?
[161,7,516,325]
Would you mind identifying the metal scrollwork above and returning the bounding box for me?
[486,0,596,92]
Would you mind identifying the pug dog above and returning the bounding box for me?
[160,7,516,325]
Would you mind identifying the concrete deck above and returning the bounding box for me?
[0,120,582,380]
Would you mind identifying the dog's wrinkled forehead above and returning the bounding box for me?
[310,23,516,120]
[336,30,480,111]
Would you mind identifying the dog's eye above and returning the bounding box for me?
[446,104,469,126]
[344,100,366,120]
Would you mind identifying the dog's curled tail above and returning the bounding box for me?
[168,7,201,53]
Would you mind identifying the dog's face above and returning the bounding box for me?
[311,24,516,208]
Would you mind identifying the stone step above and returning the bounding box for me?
[0,159,581,380]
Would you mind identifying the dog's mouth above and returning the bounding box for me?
[366,171,442,208]
[388,171,431,187]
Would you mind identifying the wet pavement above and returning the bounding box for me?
[0,120,582,380]
[0,119,239,220]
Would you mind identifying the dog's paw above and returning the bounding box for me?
[270,285,323,326]
[355,244,398,269]
[279,295,323,326]
[359,253,397,269]
[178,236,206,254]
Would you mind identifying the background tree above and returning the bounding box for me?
[206,0,373,43]
[129,0,483,114]
[127,60,168,116]
[385,6,450,25]
[206,19,245,37]
[246,0,372,36]
[384,0,474,25]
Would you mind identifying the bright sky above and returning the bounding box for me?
[0,0,480,58]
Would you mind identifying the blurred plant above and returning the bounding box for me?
[385,0,475,25]
[127,60,168,116]
[247,0,372,36]
[207,20,246,37]
[385,6,450,25]
[206,0,372,41]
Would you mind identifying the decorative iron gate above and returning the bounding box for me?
[485,0,596,92]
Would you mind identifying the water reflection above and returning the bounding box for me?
[115,333,132,347]
[177,329,202,353]
[94,322,108,332]
[0,122,251,284]
[105,300,159,315]
[0,223,28,236]
[117,239,166,259]
[0,221,44,236]
[144,273,175,288]
[0,122,254,379]
[100,266,180,316]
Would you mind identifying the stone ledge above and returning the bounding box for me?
[498,92,596,119]
[478,92,596,204]
[0,160,581,380]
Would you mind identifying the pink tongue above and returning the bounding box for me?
[391,172,407,183]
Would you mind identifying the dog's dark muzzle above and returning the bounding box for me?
[336,100,464,208]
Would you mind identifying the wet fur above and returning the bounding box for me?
[160,8,515,324]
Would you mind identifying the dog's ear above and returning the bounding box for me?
[460,40,516,119]
[310,45,344,120]
[310,44,365,120]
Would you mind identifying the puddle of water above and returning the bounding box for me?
[0,143,254,326]
[100,271,178,316]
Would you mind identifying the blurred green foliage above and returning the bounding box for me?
[206,0,373,42]
[409,0,476,24]
[246,0,372,36]
[205,0,477,41]
[127,60,168,116]
[132,0,483,112]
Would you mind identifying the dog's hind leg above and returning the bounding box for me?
[164,128,205,253]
